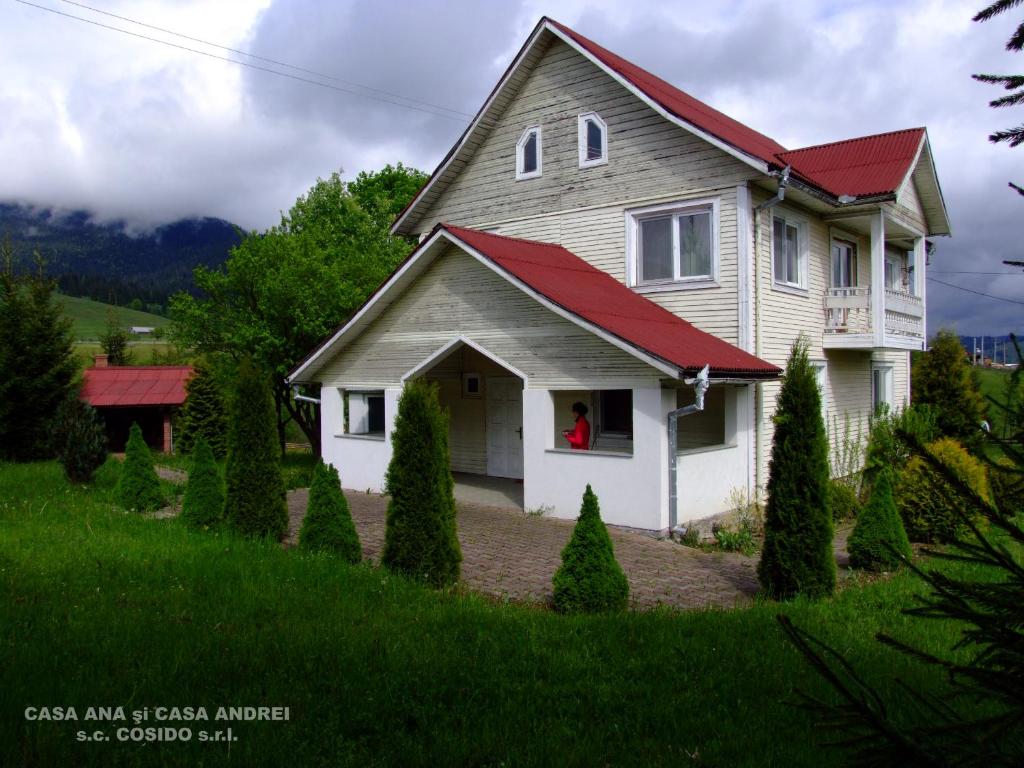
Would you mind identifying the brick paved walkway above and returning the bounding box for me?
[285,489,761,611]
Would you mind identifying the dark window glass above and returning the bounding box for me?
[639,216,672,281]
[522,132,537,173]
[600,389,632,435]
[678,211,712,277]
[367,395,385,434]
[586,119,603,160]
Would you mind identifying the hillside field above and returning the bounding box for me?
[58,294,169,341]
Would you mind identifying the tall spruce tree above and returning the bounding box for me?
[52,395,108,483]
[116,422,163,512]
[758,338,836,600]
[176,361,228,456]
[0,244,76,461]
[911,329,986,449]
[223,358,288,539]
[381,379,461,588]
[180,438,224,529]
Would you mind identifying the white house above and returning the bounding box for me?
[287,17,950,533]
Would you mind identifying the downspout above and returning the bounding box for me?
[668,364,709,537]
[750,165,790,495]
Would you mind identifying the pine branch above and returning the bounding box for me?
[973,0,1024,23]
[990,89,1024,108]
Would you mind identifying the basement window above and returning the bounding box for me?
[516,126,542,180]
[344,390,385,437]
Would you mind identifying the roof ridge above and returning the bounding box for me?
[442,223,569,251]
[779,127,925,157]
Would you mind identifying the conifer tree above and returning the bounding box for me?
[99,310,132,366]
[176,361,229,456]
[911,329,986,449]
[299,462,361,563]
[0,244,76,461]
[116,422,163,512]
[847,468,912,571]
[381,379,461,587]
[552,485,629,614]
[758,338,836,599]
[223,357,288,539]
[180,438,224,529]
[52,395,108,484]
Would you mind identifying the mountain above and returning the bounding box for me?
[0,203,244,309]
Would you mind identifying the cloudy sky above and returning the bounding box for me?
[1,0,1022,334]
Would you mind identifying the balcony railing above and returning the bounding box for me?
[824,287,923,339]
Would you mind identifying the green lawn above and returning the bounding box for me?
[976,366,1014,438]
[58,294,169,341]
[0,461,996,767]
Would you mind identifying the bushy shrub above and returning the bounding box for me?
[223,358,288,539]
[896,437,991,543]
[847,469,912,571]
[175,361,228,457]
[829,480,860,522]
[52,395,107,483]
[988,457,1024,517]
[115,422,163,512]
[863,403,939,492]
[911,329,986,449]
[758,338,836,599]
[552,485,629,614]
[382,379,461,587]
[180,438,224,529]
[299,462,361,563]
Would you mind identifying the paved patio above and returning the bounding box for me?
[285,486,761,611]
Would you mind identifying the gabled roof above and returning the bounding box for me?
[777,128,926,198]
[392,17,951,237]
[81,366,193,407]
[288,224,781,383]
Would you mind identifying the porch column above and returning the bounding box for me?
[871,211,886,347]
[913,236,927,342]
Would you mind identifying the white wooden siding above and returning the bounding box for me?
[318,246,665,389]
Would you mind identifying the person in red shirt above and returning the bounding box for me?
[562,401,591,450]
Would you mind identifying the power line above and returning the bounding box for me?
[55,0,473,119]
[927,276,1024,305]
[14,0,472,123]
[928,270,1024,275]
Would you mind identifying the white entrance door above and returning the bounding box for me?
[486,377,523,479]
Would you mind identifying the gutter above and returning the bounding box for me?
[668,364,710,536]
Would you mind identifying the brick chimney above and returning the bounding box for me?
[93,354,109,368]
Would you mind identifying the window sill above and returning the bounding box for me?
[579,158,608,169]
[631,279,720,295]
[546,448,633,459]
[333,433,386,442]
[676,442,737,457]
[515,172,541,181]
[771,282,809,297]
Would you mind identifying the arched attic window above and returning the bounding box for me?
[578,112,608,168]
[516,126,542,180]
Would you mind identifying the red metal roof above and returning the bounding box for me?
[776,128,926,198]
[81,366,193,407]
[442,225,780,378]
[548,18,788,166]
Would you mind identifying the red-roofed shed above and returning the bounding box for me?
[81,357,193,453]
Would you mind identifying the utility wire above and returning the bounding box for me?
[14,0,471,123]
[55,0,473,119]
[928,271,1024,275]
[927,276,1024,305]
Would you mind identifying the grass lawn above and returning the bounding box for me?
[58,294,169,341]
[976,366,1014,438]
[73,341,187,367]
[0,461,998,767]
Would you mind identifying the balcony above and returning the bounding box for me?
[823,287,925,350]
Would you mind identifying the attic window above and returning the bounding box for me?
[516,126,542,180]
[578,112,608,167]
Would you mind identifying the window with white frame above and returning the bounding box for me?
[675,386,735,451]
[884,245,908,292]
[773,214,806,288]
[871,365,894,413]
[831,238,857,288]
[515,126,542,180]
[627,200,717,287]
[550,390,632,454]
[577,112,607,167]
[344,389,385,437]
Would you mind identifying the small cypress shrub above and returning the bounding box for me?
[896,437,991,543]
[847,469,912,571]
[180,438,224,529]
[381,379,461,588]
[552,485,629,614]
[758,338,836,600]
[223,358,288,539]
[52,395,107,483]
[299,462,361,563]
[176,361,229,457]
[829,480,860,522]
[116,422,163,512]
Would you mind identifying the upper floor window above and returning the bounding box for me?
[627,199,718,288]
[773,213,807,289]
[831,238,857,288]
[516,126,542,180]
[577,112,607,167]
